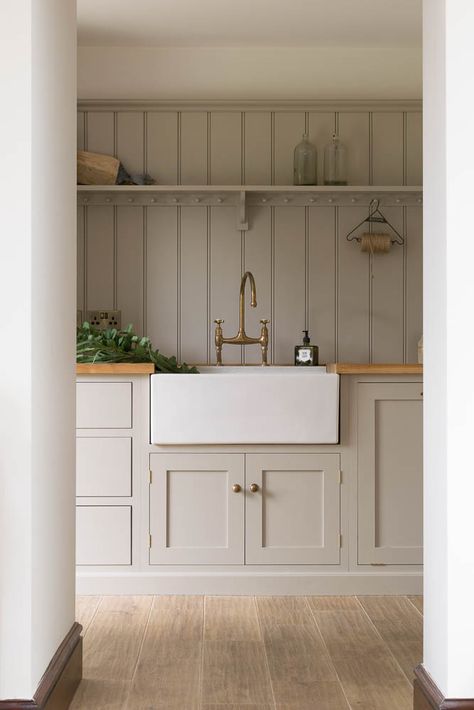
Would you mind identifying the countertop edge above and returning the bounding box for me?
[326,363,423,374]
[76,363,155,374]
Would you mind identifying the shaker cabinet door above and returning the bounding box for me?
[357,382,423,565]
[149,453,245,565]
[245,453,341,565]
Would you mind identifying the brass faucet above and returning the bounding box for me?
[214,271,270,366]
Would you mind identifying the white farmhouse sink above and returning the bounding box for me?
[151,366,339,445]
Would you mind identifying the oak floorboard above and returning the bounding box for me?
[262,623,349,709]
[80,595,153,682]
[205,596,261,641]
[307,596,362,611]
[202,640,274,705]
[70,679,130,710]
[256,596,314,628]
[128,596,203,708]
[358,596,423,682]
[313,610,413,710]
[408,595,424,614]
[75,595,101,634]
[201,706,273,709]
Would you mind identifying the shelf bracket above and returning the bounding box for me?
[238,190,248,231]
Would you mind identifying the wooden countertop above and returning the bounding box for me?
[326,363,423,375]
[76,363,155,374]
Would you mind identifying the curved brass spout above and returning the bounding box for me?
[239,271,257,337]
[214,271,270,366]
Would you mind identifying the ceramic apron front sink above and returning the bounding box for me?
[151,366,339,445]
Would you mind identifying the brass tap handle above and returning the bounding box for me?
[260,319,270,325]
[214,319,224,325]
[249,483,259,493]
[232,484,242,493]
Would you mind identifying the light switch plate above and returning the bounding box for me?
[87,310,122,330]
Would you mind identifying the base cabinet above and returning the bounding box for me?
[357,382,423,565]
[245,453,341,564]
[149,452,341,566]
[149,453,245,564]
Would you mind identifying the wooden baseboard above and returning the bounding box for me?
[0,623,83,710]
[414,665,474,709]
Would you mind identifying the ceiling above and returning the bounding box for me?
[77,0,422,48]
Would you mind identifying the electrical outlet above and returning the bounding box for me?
[87,310,122,330]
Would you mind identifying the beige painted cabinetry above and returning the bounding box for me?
[149,452,341,567]
[245,453,341,565]
[149,453,245,565]
[75,370,423,594]
[357,382,423,565]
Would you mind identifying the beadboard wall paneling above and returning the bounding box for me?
[77,101,423,365]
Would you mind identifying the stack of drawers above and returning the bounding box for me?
[76,382,133,566]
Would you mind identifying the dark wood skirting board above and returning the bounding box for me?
[0,623,82,710]
[414,665,474,709]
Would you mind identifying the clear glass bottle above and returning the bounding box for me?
[324,133,347,185]
[293,134,317,185]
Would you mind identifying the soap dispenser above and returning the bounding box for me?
[294,330,319,366]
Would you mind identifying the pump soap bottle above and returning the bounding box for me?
[294,330,319,366]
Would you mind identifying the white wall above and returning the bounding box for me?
[78,46,422,100]
[423,0,474,698]
[0,0,77,699]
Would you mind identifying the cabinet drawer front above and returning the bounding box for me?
[76,382,132,429]
[77,437,132,497]
[76,506,131,565]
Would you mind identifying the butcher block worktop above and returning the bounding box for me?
[326,363,423,375]
[76,363,155,374]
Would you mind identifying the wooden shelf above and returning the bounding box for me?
[77,185,423,230]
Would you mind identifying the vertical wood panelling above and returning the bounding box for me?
[406,112,423,185]
[308,206,337,363]
[244,207,272,364]
[180,207,209,364]
[308,112,337,185]
[244,112,272,184]
[116,112,144,175]
[372,113,404,185]
[405,206,423,362]
[371,207,405,363]
[146,112,178,184]
[86,207,115,309]
[210,112,242,184]
[274,206,306,363]
[337,207,370,362]
[116,206,144,333]
[274,112,306,185]
[338,113,370,185]
[146,207,178,355]
[210,207,243,364]
[86,112,115,155]
[77,206,85,315]
[77,112,85,151]
[180,112,208,184]
[78,104,422,365]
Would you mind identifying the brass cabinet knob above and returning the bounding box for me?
[232,484,242,493]
[249,483,259,493]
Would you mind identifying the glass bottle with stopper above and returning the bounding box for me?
[324,133,347,185]
[293,134,317,185]
[294,330,319,366]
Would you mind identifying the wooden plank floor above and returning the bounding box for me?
[71,595,423,709]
